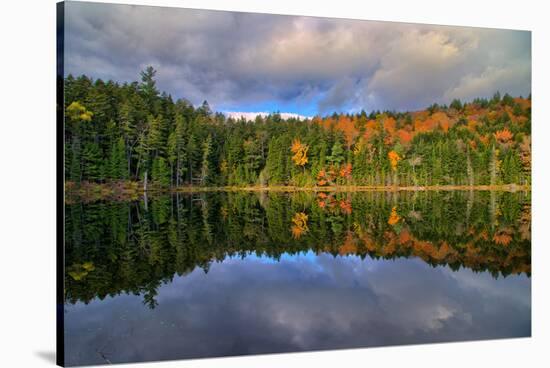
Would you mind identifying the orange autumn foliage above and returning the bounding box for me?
[383,116,397,134]
[494,128,513,144]
[514,97,530,109]
[479,230,489,241]
[414,118,438,133]
[363,119,378,140]
[317,163,352,185]
[339,163,352,179]
[399,229,411,245]
[479,135,490,146]
[397,129,414,145]
[467,119,478,133]
[388,150,401,171]
[336,115,358,147]
[339,232,358,255]
[339,200,352,214]
[493,229,513,246]
[388,206,400,225]
[316,167,331,186]
[432,112,452,132]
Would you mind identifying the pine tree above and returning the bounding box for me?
[152,156,170,187]
[116,137,128,180]
[139,66,159,113]
[200,134,214,185]
[81,142,102,181]
[328,139,344,165]
[174,114,187,187]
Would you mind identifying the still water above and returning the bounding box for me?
[64,191,531,366]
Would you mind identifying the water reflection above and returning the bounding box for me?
[64,191,531,366]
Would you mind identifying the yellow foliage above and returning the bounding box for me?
[291,212,309,239]
[388,150,401,171]
[67,262,95,281]
[66,101,93,122]
[291,139,309,167]
[82,262,95,271]
[220,160,228,173]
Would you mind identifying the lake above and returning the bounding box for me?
[63,190,531,366]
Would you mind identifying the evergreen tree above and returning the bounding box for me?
[200,134,214,185]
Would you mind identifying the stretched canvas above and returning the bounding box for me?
[57,1,532,366]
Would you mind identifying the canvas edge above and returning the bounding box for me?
[56,1,66,367]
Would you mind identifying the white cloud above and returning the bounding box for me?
[224,111,312,121]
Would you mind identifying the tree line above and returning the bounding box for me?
[64,67,531,189]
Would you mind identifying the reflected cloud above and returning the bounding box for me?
[65,253,530,366]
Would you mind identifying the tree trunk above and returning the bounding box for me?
[176,156,180,187]
[135,155,141,181]
[466,149,474,186]
[127,146,131,179]
[170,163,173,188]
[490,145,498,186]
[143,189,148,212]
[143,170,148,192]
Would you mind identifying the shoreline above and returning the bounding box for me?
[172,184,530,192]
[65,181,531,194]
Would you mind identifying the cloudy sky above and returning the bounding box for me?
[64,1,531,117]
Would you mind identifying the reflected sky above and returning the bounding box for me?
[64,251,531,366]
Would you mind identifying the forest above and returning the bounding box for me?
[64,67,531,190]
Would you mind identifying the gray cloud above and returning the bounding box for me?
[64,2,531,114]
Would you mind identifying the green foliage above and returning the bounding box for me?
[450,98,462,111]
[81,142,102,181]
[152,156,170,186]
[328,139,345,165]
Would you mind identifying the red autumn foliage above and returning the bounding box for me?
[397,129,414,145]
